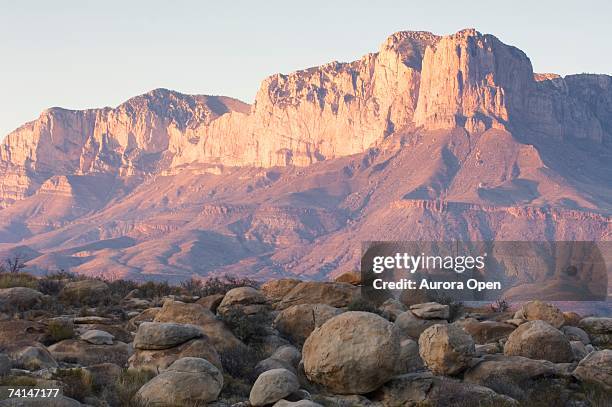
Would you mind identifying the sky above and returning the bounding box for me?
[1,0,611,138]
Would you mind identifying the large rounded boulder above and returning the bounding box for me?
[302,311,400,394]
[274,303,343,345]
[513,300,564,329]
[135,357,223,406]
[418,324,475,375]
[504,320,573,362]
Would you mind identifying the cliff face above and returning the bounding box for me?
[0,28,611,280]
[2,29,611,186]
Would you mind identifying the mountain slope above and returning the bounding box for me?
[0,28,610,284]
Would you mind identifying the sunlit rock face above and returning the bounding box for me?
[0,28,611,280]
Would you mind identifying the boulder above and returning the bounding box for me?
[464,354,565,401]
[333,271,361,285]
[395,310,447,340]
[0,320,48,347]
[513,301,564,329]
[475,343,502,355]
[254,345,301,376]
[371,372,518,406]
[457,318,516,344]
[277,282,358,310]
[250,368,300,406]
[0,287,43,310]
[573,350,612,391]
[261,279,302,304]
[578,317,612,348]
[217,286,269,317]
[561,325,590,345]
[271,344,297,361]
[80,329,114,345]
[136,357,223,406]
[504,320,573,363]
[129,337,222,372]
[126,307,161,331]
[563,311,582,326]
[395,338,424,374]
[274,303,343,345]
[196,294,225,313]
[133,322,203,350]
[153,300,243,351]
[570,341,588,361]
[48,339,129,366]
[378,298,406,321]
[410,302,450,320]
[75,323,130,343]
[59,280,109,305]
[302,311,400,394]
[13,345,58,370]
[418,324,475,375]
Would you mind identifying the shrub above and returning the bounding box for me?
[111,369,155,407]
[136,280,181,299]
[0,272,38,289]
[219,345,265,382]
[195,275,260,297]
[106,278,139,299]
[38,278,65,295]
[0,375,39,387]
[490,299,510,313]
[53,368,93,402]
[220,308,272,344]
[47,319,75,342]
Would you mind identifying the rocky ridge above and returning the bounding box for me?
[0,28,611,282]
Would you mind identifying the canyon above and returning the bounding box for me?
[0,29,610,291]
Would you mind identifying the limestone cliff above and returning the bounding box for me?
[1,28,612,209]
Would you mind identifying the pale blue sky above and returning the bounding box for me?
[1,0,611,138]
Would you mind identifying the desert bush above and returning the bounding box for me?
[48,319,75,342]
[136,280,181,299]
[0,375,39,387]
[490,299,510,313]
[220,308,272,344]
[53,368,93,402]
[38,278,65,295]
[0,272,38,289]
[219,373,252,402]
[219,345,265,383]
[186,275,260,297]
[110,369,155,407]
[106,279,139,299]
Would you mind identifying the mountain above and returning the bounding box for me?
[0,28,610,285]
